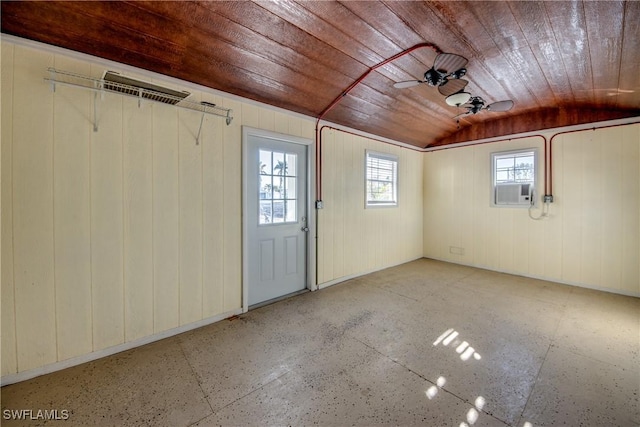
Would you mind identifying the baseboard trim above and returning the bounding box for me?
[0,307,243,386]
[423,256,640,298]
[318,256,423,290]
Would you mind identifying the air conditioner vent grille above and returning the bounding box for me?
[495,183,532,205]
[102,71,190,105]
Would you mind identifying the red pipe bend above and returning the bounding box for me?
[314,42,442,201]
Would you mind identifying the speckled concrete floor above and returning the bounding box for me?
[2,259,639,426]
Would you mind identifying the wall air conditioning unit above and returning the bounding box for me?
[102,71,190,105]
[495,183,532,206]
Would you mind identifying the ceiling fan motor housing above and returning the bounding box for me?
[469,97,485,114]
[424,68,445,86]
[452,68,467,79]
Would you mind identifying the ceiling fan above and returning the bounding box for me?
[453,96,514,119]
[394,53,469,97]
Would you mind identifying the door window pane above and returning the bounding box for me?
[258,149,298,225]
[286,200,297,222]
[286,153,297,176]
[259,175,272,200]
[260,200,272,224]
[272,200,285,223]
[285,177,296,199]
[259,150,272,175]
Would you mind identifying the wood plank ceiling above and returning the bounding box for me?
[2,1,639,148]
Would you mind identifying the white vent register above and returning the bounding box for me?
[45,68,232,143]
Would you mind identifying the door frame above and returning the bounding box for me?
[242,126,316,312]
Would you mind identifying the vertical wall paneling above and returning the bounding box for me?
[3,41,322,380]
[152,103,180,332]
[178,108,204,325]
[90,84,125,350]
[333,132,346,279]
[287,116,303,138]
[258,106,275,131]
[470,147,490,267]
[11,46,57,372]
[202,96,225,318]
[560,134,584,283]
[222,99,243,312]
[423,128,640,295]
[317,129,424,286]
[599,127,623,288]
[122,98,154,341]
[580,131,603,284]
[526,206,546,277]
[241,103,260,129]
[544,137,564,279]
[273,111,288,135]
[342,134,357,275]
[1,42,17,375]
[52,56,93,360]
[318,130,334,283]
[621,125,640,294]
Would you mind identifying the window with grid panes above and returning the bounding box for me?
[365,151,398,207]
[491,149,537,207]
[259,149,298,224]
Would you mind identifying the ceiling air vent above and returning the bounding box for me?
[102,71,190,105]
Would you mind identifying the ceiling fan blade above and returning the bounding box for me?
[438,79,469,97]
[486,100,514,112]
[393,80,422,89]
[433,53,468,74]
[453,111,471,119]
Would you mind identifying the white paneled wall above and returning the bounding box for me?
[556,125,640,294]
[317,129,424,285]
[2,40,424,380]
[423,126,640,296]
[0,41,316,378]
[0,43,236,376]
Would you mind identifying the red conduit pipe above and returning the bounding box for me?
[319,125,425,153]
[428,120,640,199]
[314,42,443,202]
[548,120,640,199]
[427,134,549,197]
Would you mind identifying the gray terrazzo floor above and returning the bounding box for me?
[2,258,639,426]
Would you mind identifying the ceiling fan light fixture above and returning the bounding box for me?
[445,91,472,106]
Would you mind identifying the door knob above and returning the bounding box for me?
[301,226,309,232]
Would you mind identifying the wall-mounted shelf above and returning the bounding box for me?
[44,68,233,142]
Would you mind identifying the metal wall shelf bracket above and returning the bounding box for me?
[44,68,233,141]
[196,113,206,146]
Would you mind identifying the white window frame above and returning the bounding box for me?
[490,148,538,208]
[365,150,398,208]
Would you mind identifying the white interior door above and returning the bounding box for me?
[245,131,309,307]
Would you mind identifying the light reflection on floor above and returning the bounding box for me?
[427,328,536,426]
[433,328,482,361]
[428,328,490,426]
[425,375,447,400]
